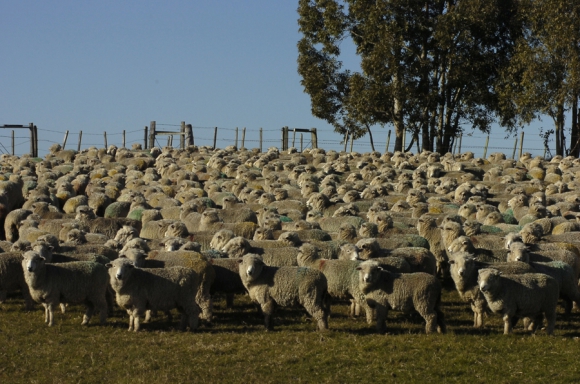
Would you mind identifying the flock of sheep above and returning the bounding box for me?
[1,142,580,335]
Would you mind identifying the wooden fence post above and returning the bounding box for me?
[62,130,69,150]
[235,127,238,148]
[300,133,303,152]
[104,132,108,148]
[144,126,148,149]
[458,133,463,154]
[386,130,391,153]
[311,128,318,148]
[259,127,263,153]
[149,121,156,149]
[78,131,83,152]
[344,132,349,152]
[483,135,490,158]
[241,127,246,150]
[519,132,525,159]
[213,127,218,149]
[180,121,186,149]
[12,130,14,155]
[122,130,126,148]
[512,136,518,159]
[292,128,296,148]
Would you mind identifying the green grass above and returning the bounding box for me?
[2,287,580,383]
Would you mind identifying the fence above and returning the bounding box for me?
[0,122,560,159]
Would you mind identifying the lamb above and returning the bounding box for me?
[356,260,446,334]
[448,252,536,328]
[477,268,559,335]
[238,253,330,331]
[106,257,199,332]
[21,250,109,326]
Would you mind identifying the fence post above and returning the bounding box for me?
[344,132,349,152]
[235,127,238,148]
[144,126,148,149]
[12,130,14,155]
[519,131,524,159]
[311,128,318,148]
[180,121,186,149]
[185,124,193,146]
[483,135,490,159]
[385,130,391,153]
[167,135,172,147]
[241,127,246,150]
[29,123,34,157]
[122,130,126,148]
[259,127,263,153]
[458,133,463,154]
[292,128,296,148]
[402,130,406,152]
[213,127,218,149]
[78,131,83,152]
[104,132,108,148]
[300,133,303,152]
[512,136,518,159]
[62,130,69,150]
[350,134,354,152]
[149,121,156,149]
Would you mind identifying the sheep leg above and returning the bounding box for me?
[60,303,67,314]
[261,300,274,330]
[422,310,438,334]
[43,303,50,324]
[303,299,328,331]
[46,303,55,327]
[132,309,141,332]
[0,290,6,303]
[196,288,213,322]
[363,301,375,324]
[144,310,153,323]
[544,310,556,335]
[225,294,234,309]
[127,309,135,331]
[502,313,513,335]
[374,305,388,334]
[82,302,94,325]
[187,304,200,332]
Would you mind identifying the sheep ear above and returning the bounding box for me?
[105,263,112,268]
[356,266,362,271]
[448,260,455,265]
[48,245,54,251]
[237,259,244,264]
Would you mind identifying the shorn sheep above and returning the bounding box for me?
[356,260,446,334]
[106,257,200,332]
[238,253,330,331]
[478,268,559,335]
[22,250,109,326]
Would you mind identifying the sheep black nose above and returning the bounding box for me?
[28,267,33,272]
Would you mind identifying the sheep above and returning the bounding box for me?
[238,253,330,331]
[209,229,236,251]
[0,252,34,309]
[127,249,215,322]
[416,214,447,276]
[477,268,559,335]
[447,236,509,262]
[21,250,109,326]
[106,257,199,332]
[4,208,33,242]
[297,243,373,323]
[221,236,299,266]
[356,260,446,334]
[199,209,257,239]
[507,242,580,313]
[448,252,536,328]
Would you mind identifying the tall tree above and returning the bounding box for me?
[298,0,521,154]
[498,0,580,156]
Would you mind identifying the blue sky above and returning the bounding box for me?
[1,1,553,157]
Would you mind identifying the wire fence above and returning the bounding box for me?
[0,124,562,159]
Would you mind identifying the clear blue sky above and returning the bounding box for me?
[0,1,554,157]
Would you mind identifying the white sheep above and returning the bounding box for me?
[238,253,329,331]
[22,250,109,326]
[106,257,200,332]
[477,268,559,335]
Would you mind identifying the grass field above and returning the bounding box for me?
[2,286,580,383]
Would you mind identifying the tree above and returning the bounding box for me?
[298,0,522,154]
[498,0,580,156]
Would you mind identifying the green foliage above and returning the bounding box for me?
[2,291,580,382]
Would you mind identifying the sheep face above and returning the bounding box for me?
[356,261,382,288]
[339,243,359,260]
[355,238,379,260]
[22,251,45,273]
[477,268,501,294]
[114,226,139,242]
[507,243,529,262]
[119,249,147,267]
[238,254,264,283]
[210,229,235,250]
[448,252,476,287]
[447,236,474,253]
[297,244,319,266]
[278,232,301,247]
[503,232,522,250]
[107,257,136,282]
[222,237,251,258]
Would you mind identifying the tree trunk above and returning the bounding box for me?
[556,103,564,156]
[571,94,579,157]
[393,74,404,152]
[366,124,375,152]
